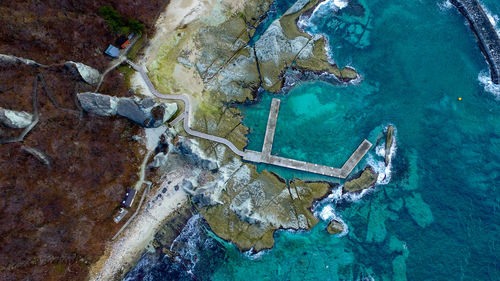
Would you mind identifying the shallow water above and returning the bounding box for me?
[125,0,500,280]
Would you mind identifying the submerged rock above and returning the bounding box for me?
[65,61,101,85]
[77,92,177,127]
[385,125,394,166]
[343,166,378,193]
[0,107,33,128]
[326,219,343,234]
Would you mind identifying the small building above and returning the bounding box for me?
[113,207,129,223]
[105,44,120,58]
[116,36,130,49]
[122,188,137,208]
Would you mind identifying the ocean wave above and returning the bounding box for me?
[480,1,500,37]
[170,214,205,270]
[437,0,453,12]
[370,125,397,185]
[478,70,500,99]
[315,203,349,236]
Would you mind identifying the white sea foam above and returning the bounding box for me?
[437,0,453,11]
[316,203,349,236]
[478,70,500,99]
[319,204,336,220]
[244,247,269,260]
[312,0,348,17]
[370,125,397,185]
[341,186,375,202]
[480,2,500,36]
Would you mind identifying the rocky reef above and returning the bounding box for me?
[326,219,344,234]
[385,125,394,166]
[343,166,378,194]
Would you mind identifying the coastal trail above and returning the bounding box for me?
[125,60,372,178]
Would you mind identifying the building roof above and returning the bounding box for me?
[121,188,137,208]
[105,45,120,57]
[116,36,128,46]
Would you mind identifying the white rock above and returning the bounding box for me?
[77,92,119,116]
[0,107,33,128]
[162,102,178,123]
[255,20,313,65]
[66,61,101,85]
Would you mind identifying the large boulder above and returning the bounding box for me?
[65,61,101,85]
[77,92,177,127]
[0,107,33,128]
[326,219,344,234]
[77,92,118,116]
[116,97,177,127]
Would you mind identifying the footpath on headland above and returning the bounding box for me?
[451,0,500,84]
[126,60,372,178]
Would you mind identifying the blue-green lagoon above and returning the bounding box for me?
[125,0,500,280]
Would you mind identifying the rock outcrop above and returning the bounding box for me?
[0,107,33,128]
[0,54,44,67]
[255,20,314,65]
[77,92,118,116]
[326,219,344,234]
[77,92,177,127]
[343,166,378,193]
[65,61,101,85]
[385,125,394,166]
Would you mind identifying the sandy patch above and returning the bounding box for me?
[173,63,204,95]
[88,167,190,281]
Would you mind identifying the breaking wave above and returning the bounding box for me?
[478,70,500,99]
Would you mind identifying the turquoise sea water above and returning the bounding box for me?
[125,0,499,280]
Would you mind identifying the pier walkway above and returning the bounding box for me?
[126,60,372,178]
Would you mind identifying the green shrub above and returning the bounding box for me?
[99,6,145,35]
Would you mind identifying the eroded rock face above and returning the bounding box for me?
[255,20,314,65]
[0,107,33,128]
[343,166,378,193]
[77,92,177,127]
[65,61,101,85]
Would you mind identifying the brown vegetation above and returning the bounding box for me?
[0,0,168,280]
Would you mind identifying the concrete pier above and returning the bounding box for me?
[261,98,280,161]
[242,98,372,178]
[451,0,500,84]
[128,59,373,179]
